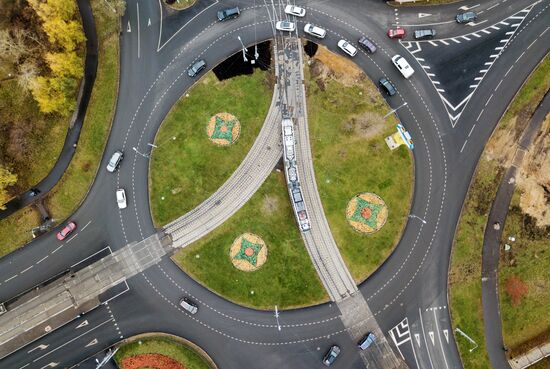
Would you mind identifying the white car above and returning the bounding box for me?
[304,24,326,39]
[391,55,415,79]
[116,188,127,209]
[276,20,296,32]
[285,5,306,17]
[337,40,357,57]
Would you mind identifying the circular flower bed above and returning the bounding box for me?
[229,233,267,271]
[206,112,241,146]
[346,192,388,234]
[122,353,185,369]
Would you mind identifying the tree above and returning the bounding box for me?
[0,166,17,210]
[17,60,39,91]
[45,51,83,78]
[31,74,78,115]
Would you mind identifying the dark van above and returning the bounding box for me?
[217,6,240,21]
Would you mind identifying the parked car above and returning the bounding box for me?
[392,54,415,79]
[276,20,296,32]
[179,297,198,314]
[187,59,206,77]
[414,29,436,39]
[456,11,477,24]
[358,36,377,53]
[303,24,326,39]
[284,4,305,17]
[217,6,240,22]
[57,221,76,241]
[337,39,357,57]
[358,332,376,350]
[106,151,123,172]
[387,27,406,39]
[322,345,341,366]
[116,188,127,209]
[379,77,397,96]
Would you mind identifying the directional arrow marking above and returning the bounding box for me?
[148,18,151,27]
[28,344,49,353]
[443,329,449,343]
[76,320,89,329]
[459,4,480,11]
[418,13,432,18]
[40,363,59,369]
[415,333,421,346]
[429,331,435,345]
[85,338,98,347]
[127,21,131,33]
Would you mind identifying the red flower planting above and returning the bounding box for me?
[121,353,186,369]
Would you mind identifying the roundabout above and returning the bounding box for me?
[0,1,547,369]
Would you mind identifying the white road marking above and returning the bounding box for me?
[500,21,510,26]
[422,65,431,69]
[459,4,479,11]
[461,36,471,41]
[467,20,487,27]
[476,109,484,121]
[475,77,483,81]
[490,54,499,58]
[4,275,17,282]
[28,344,49,353]
[471,32,481,38]
[32,318,114,362]
[450,38,461,43]
[429,331,435,345]
[469,85,478,88]
[76,320,89,329]
[37,255,48,264]
[137,2,141,59]
[440,40,450,45]
[428,41,438,46]
[85,338,98,347]
[20,265,33,274]
[81,220,92,231]
[511,23,521,27]
[18,364,30,369]
[419,308,435,369]
[485,94,494,107]
[127,21,131,33]
[148,18,151,27]
[516,51,526,63]
[495,80,503,91]
[65,235,77,244]
[481,29,491,34]
[443,329,450,343]
[433,310,450,369]
[415,333,421,346]
[460,140,468,153]
[506,31,515,35]
[40,363,58,369]
[491,25,501,30]
[418,13,432,18]
[487,3,499,11]
[468,125,476,137]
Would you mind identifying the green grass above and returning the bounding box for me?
[173,171,328,309]
[0,2,120,255]
[449,160,502,369]
[449,55,550,369]
[499,191,550,356]
[306,68,413,282]
[115,336,213,369]
[149,70,272,226]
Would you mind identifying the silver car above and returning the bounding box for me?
[304,24,326,39]
[337,40,357,57]
[116,188,127,209]
[276,21,296,32]
[179,297,198,314]
[106,151,123,172]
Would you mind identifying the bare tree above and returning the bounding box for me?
[17,60,39,92]
[0,28,35,62]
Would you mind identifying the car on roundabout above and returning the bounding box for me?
[358,332,376,350]
[179,297,198,314]
[414,29,436,40]
[116,188,127,209]
[392,55,415,79]
[57,221,76,241]
[322,345,341,366]
[284,4,306,17]
[387,27,406,39]
[303,23,326,39]
[187,59,206,78]
[217,6,240,22]
[456,11,477,24]
[358,36,377,53]
[379,77,397,96]
[337,39,357,57]
[106,150,123,172]
[276,20,296,32]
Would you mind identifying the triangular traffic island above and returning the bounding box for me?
[230,233,267,271]
[346,193,388,234]
[207,112,240,146]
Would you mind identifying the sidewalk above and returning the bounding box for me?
[481,91,550,369]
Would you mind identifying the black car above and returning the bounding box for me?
[358,36,377,53]
[187,59,206,77]
[379,77,397,96]
[217,6,240,21]
[456,11,477,24]
[322,345,341,366]
[414,29,436,40]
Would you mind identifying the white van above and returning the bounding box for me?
[392,55,414,79]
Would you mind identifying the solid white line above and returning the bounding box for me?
[505,31,515,35]
[422,65,431,69]
[471,33,481,38]
[486,3,499,10]
[476,109,484,121]
[491,25,500,30]
[460,140,468,153]
[450,38,461,43]
[32,318,114,362]
[440,40,449,45]
[500,21,510,26]
[36,256,48,264]
[81,220,92,231]
[484,62,493,66]
[469,85,478,88]
[20,266,33,274]
[481,29,491,34]
[433,310,450,369]
[433,81,440,85]
[490,54,499,58]
[511,23,521,27]
[4,275,17,282]
[429,41,438,46]
[509,15,525,19]
[468,125,476,137]
[495,46,504,50]
[18,364,30,369]
[475,77,483,81]
[436,89,445,93]
[427,73,435,77]
[416,57,425,62]
[137,2,140,59]
[480,69,489,73]
[419,308,435,369]
[461,36,471,41]
[499,39,509,43]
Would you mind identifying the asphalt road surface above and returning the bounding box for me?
[0,0,548,368]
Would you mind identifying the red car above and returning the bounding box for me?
[387,27,406,39]
[56,221,76,241]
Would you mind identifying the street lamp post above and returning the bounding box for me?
[408,214,427,224]
[384,102,408,118]
[132,146,149,159]
[274,305,281,331]
[237,36,248,63]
